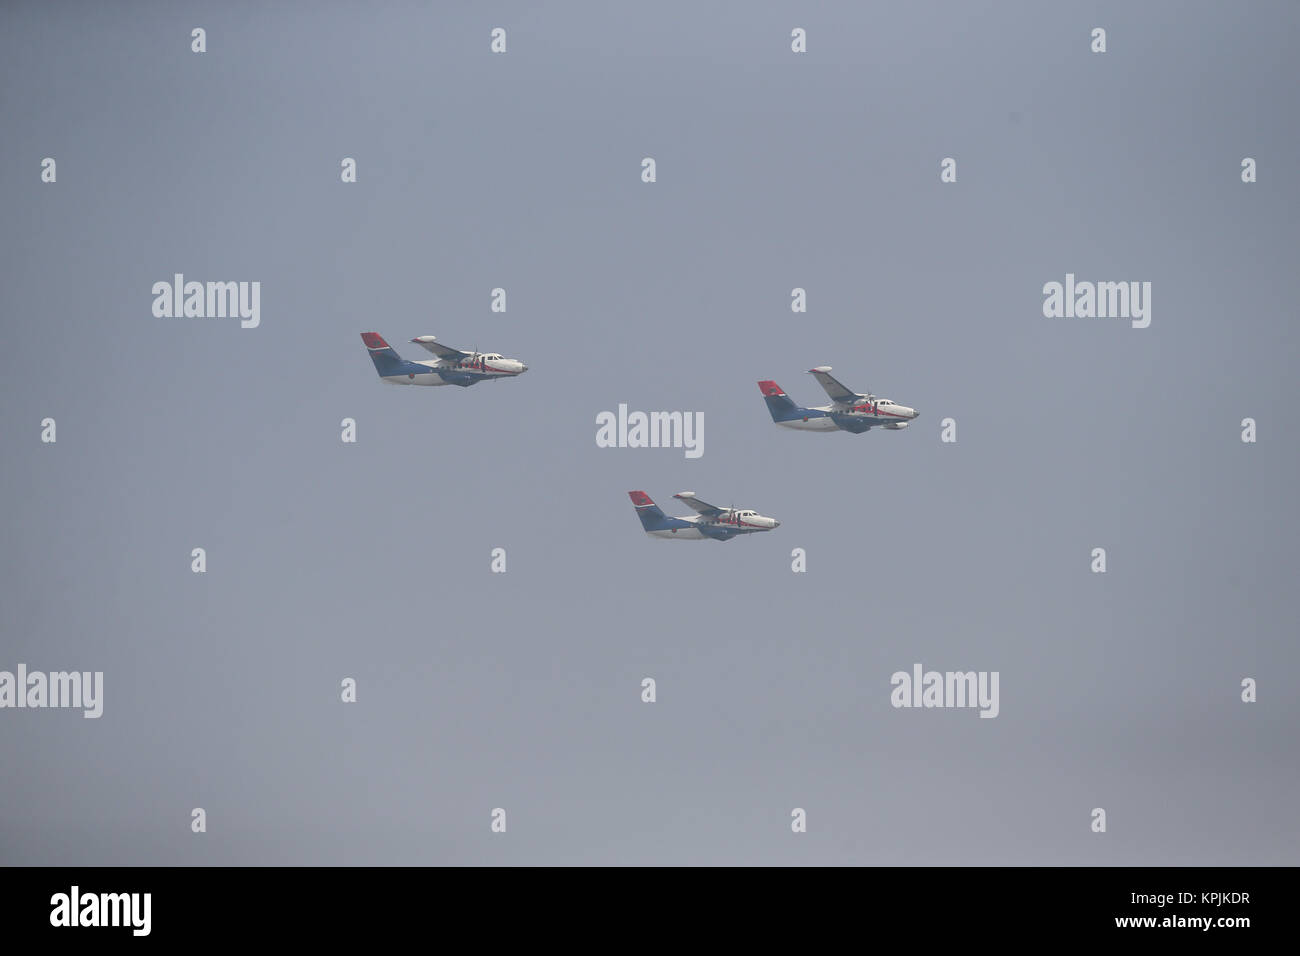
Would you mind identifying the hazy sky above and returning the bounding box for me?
[2,0,1297,865]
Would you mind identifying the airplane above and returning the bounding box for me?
[758,366,919,433]
[628,490,780,541]
[360,333,528,386]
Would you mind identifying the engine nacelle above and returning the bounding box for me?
[884,422,909,430]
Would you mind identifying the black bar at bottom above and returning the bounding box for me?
[0,866,1278,941]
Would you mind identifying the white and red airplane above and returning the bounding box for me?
[758,366,919,433]
[628,491,780,541]
[361,333,528,386]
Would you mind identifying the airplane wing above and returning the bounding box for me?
[434,368,479,387]
[410,336,470,362]
[697,524,739,541]
[828,411,874,434]
[673,491,725,517]
[808,366,863,405]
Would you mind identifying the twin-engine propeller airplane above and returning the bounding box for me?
[628,491,780,541]
[361,333,528,386]
[758,366,919,433]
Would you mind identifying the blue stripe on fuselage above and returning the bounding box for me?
[765,395,828,423]
[634,505,692,533]
[367,347,429,378]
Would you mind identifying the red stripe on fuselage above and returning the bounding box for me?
[849,405,907,419]
[704,516,765,529]
[449,361,519,375]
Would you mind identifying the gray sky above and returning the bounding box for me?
[2,0,1297,865]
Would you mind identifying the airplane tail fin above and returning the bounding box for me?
[361,332,410,377]
[757,381,804,423]
[628,491,670,532]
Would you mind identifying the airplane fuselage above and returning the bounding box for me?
[628,491,779,541]
[644,513,780,539]
[379,357,527,386]
[758,371,919,434]
[362,333,528,387]
[774,401,918,431]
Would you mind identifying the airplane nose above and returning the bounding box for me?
[772,519,781,528]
